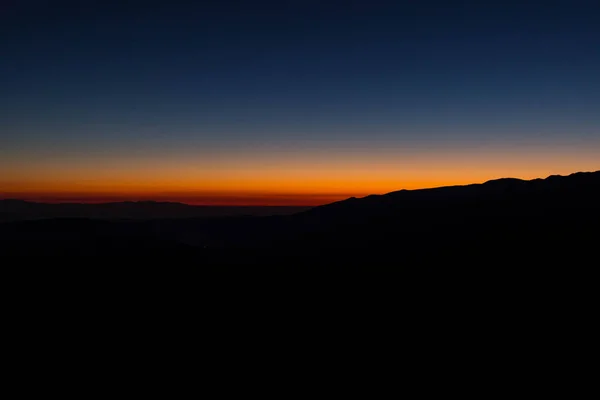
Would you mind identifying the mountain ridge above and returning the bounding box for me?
[306,170,600,216]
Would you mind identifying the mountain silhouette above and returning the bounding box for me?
[297,170,599,221]
[267,170,600,265]
[1,170,598,268]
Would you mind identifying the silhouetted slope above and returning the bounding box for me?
[257,170,600,265]
[300,171,600,221]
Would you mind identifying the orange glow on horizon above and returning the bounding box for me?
[3,142,599,205]
[3,169,599,205]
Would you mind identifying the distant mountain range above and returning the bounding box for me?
[1,170,599,267]
[0,200,311,222]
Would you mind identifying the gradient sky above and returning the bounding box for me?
[1,0,599,205]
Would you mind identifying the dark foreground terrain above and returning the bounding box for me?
[1,171,599,269]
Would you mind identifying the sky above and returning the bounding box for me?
[1,0,599,205]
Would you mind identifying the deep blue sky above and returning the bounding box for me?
[1,0,599,203]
